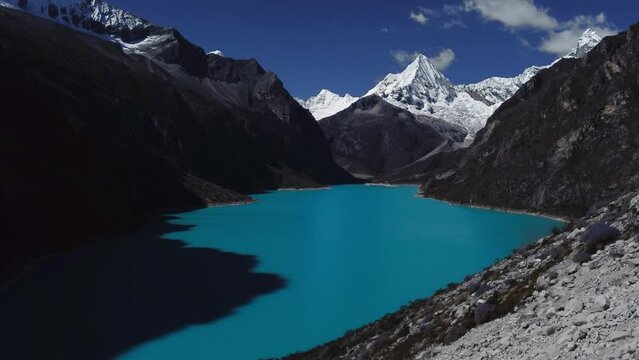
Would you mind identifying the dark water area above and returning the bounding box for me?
[0,219,284,359]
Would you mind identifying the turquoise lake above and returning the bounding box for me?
[117,185,563,360]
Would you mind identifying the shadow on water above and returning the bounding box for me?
[0,216,286,360]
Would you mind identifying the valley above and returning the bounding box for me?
[0,1,637,360]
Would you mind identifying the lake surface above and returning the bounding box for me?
[118,185,564,360]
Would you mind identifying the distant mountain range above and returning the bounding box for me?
[298,29,603,136]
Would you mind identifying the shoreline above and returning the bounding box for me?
[371,179,571,222]
[277,186,331,191]
[205,198,256,208]
[419,195,571,223]
[364,183,402,188]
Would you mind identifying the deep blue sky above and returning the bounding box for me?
[109,0,637,99]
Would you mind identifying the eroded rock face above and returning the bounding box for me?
[419,25,639,219]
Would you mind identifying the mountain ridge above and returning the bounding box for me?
[298,29,606,136]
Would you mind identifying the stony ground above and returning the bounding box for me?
[425,240,639,360]
[421,193,639,360]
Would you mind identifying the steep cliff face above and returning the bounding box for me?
[318,96,445,178]
[420,25,639,218]
[0,7,351,279]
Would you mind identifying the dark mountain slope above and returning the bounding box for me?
[419,25,639,218]
[0,7,351,279]
[319,96,445,178]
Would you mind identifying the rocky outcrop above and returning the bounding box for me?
[0,7,352,280]
[318,96,445,178]
[419,24,639,219]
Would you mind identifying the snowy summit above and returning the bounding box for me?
[295,89,359,121]
[297,28,605,136]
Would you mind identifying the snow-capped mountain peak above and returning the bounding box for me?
[208,50,224,57]
[1,0,154,41]
[364,54,494,135]
[401,54,453,89]
[564,28,603,58]
[366,54,455,105]
[296,89,359,120]
[296,30,606,133]
[362,30,605,136]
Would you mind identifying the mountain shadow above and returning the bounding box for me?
[0,217,286,360]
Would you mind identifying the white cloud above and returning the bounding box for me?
[380,27,390,34]
[409,10,429,25]
[538,30,581,55]
[540,31,616,55]
[390,49,456,71]
[462,0,618,56]
[443,4,464,15]
[431,49,456,71]
[391,50,421,66]
[539,12,617,55]
[441,4,467,29]
[464,0,558,31]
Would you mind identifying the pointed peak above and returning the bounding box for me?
[208,50,224,57]
[318,89,337,96]
[314,89,357,100]
[408,53,430,66]
[564,28,604,58]
[580,28,602,40]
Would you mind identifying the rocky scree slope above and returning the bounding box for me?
[0,6,352,280]
[420,25,639,219]
[426,195,639,359]
[318,96,446,178]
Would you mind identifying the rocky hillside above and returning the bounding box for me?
[318,96,447,178]
[0,6,351,280]
[420,25,639,219]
